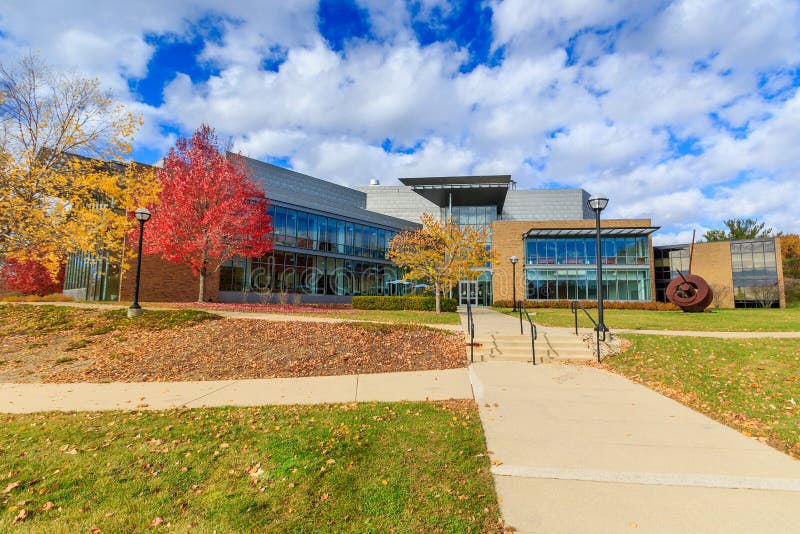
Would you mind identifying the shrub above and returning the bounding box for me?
[0,257,64,296]
[493,299,680,311]
[352,296,458,312]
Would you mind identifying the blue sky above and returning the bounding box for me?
[1,0,799,242]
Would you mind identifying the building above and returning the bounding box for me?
[63,154,783,308]
[654,238,786,308]
[359,176,658,306]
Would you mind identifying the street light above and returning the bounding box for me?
[587,195,609,340]
[510,255,519,312]
[127,207,151,318]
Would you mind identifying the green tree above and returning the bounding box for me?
[703,218,778,242]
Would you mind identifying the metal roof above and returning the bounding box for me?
[398,175,511,186]
[397,176,512,211]
[524,227,660,238]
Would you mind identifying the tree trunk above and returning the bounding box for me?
[434,282,441,314]
[198,266,206,303]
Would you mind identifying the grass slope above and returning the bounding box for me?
[0,402,500,532]
[495,306,800,332]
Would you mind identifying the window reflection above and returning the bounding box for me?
[267,204,397,260]
[525,237,650,266]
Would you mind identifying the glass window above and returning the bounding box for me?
[274,206,286,237]
[327,218,337,249]
[308,214,318,246]
[297,212,308,247]
[345,222,354,254]
[318,217,327,251]
[285,209,297,242]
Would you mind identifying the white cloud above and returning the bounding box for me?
[1,0,799,237]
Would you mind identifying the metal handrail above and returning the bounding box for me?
[570,300,599,335]
[466,301,475,363]
[570,300,607,363]
[517,300,538,365]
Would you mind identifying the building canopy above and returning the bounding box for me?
[398,175,512,211]
[524,227,659,238]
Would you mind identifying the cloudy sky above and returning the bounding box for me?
[1,0,798,243]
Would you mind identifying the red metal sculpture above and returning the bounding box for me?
[666,271,714,312]
[665,230,713,312]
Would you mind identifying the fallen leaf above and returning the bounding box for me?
[148,516,164,527]
[13,509,28,523]
[1,481,20,494]
[40,501,54,511]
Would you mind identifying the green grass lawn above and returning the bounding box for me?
[0,304,218,337]
[494,306,800,332]
[606,335,800,458]
[298,309,462,325]
[0,401,500,532]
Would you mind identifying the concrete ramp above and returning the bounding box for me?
[470,361,800,533]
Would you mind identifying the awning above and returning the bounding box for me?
[398,176,512,210]
[524,227,659,239]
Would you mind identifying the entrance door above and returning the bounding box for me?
[459,280,478,306]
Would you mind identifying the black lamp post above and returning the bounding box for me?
[588,195,609,337]
[510,255,519,312]
[127,207,151,318]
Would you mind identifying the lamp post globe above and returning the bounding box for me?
[134,207,151,222]
[510,256,519,312]
[587,195,609,212]
[128,207,152,318]
[587,195,609,357]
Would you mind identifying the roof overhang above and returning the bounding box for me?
[524,227,660,239]
[398,176,512,211]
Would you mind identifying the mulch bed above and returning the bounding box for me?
[43,320,467,383]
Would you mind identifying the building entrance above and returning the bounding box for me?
[458,280,492,306]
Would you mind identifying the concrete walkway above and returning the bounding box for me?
[471,362,800,533]
[0,368,472,413]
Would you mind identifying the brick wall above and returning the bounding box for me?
[689,241,735,308]
[775,237,786,309]
[119,251,220,303]
[491,219,656,304]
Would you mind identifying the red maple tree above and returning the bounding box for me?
[0,257,65,295]
[139,125,273,302]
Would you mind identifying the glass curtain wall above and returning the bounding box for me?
[220,251,405,297]
[268,205,396,260]
[654,246,689,301]
[731,239,779,308]
[524,236,651,301]
[63,252,121,301]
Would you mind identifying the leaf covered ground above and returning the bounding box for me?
[604,335,800,459]
[0,401,502,532]
[0,305,466,383]
[166,301,463,325]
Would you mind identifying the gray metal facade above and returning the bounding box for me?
[356,183,592,223]
[238,155,414,231]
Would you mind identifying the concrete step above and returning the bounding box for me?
[471,346,594,363]
[471,339,593,352]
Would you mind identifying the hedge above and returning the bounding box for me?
[352,296,458,312]
[493,299,680,311]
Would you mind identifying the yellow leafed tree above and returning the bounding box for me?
[388,213,493,313]
[0,52,160,277]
